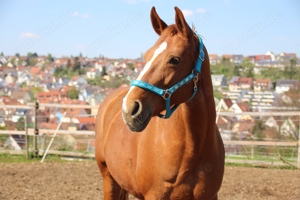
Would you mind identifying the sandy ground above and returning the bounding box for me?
[0,161,299,200]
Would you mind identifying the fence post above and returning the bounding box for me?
[33,100,39,158]
[41,112,66,163]
[24,116,29,159]
[298,115,300,169]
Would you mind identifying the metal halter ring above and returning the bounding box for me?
[162,90,171,100]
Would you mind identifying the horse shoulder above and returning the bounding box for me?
[95,86,129,163]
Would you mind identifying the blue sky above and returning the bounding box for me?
[0,0,299,59]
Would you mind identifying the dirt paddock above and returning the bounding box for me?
[0,161,299,200]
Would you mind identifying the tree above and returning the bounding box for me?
[31,86,44,97]
[47,53,54,63]
[283,58,298,79]
[251,120,266,141]
[26,52,38,66]
[66,59,71,68]
[101,66,107,77]
[15,53,20,57]
[67,87,79,99]
[0,52,3,56]
[73,57,81,72]
[16,117,25,131]
[233,65,240,76]
[245,66,254,78]
[241,58,254,77]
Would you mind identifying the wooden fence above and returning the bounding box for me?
[0,103,299,167]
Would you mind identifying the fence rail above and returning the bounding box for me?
[1,130,299,168]
[0,103,299,167]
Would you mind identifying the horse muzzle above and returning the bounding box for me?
[122,100,152,132]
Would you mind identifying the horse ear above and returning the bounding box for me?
[174,6,193,37]
[150,7,168,36]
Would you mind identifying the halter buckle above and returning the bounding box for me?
[193,72,199,90]
[199,50,205,61]
[162,90,171,100]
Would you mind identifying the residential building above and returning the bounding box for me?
[216,98,233,111]
[229,76,253,91]
[254,79,272,92]
[275,79,299,94]
[232,54,244,65]
[211,74,227,88]
[208,54,219,65]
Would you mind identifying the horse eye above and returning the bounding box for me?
[168,57,181,66]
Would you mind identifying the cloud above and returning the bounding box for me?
[20,32,39,38]
[122,0,149,4]
[182,9,194,17]
[197,8,206,13]
[72,11,79,17]
[82,13,90,19]
[224,0,230,5]
[275,36,288,41]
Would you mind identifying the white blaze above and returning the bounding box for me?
[122,42,168,113]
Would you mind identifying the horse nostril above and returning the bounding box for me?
[131,101,141,117]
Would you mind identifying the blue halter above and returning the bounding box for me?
[130,34,205,119]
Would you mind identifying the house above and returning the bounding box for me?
[229,76,240,91]
[216,115,234,132]
[208,54,219,65]
[37,90,68,103]
[254,79,272,92]
[5,73,16,85]
[29,66,41,77]
[265,51,276,61]
[78,85,100,102]
[255,60,283,68]
[278,52,297,62]
[229,77,253,91]
[86,68,100,79]
[0,56,8,66]
[230,102,251,113]
[77,117,96,131]
[264,116,280,131]
[12,109,29,122]
[211,74,227,88]
[280,117,299,139]
[68,76,88,88]
[216,98,233,111]
[275,79,299,94]
[232,120,255,140]
[4,135,25,150]
[229,102,251,120]
[239,77,253,90]
[10,90,33,104]
[222,54,233,61]
[232,54,244,65]
[17,70,32,85]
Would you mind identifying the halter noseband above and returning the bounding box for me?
[130,34,205,119]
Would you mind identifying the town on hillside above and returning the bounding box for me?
[0,51,299,150]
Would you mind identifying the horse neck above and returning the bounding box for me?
[179,49,218,155]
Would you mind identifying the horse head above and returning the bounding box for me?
[122,7,204,132]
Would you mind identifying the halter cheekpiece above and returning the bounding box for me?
[130,33,204,119]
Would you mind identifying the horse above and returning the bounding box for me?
[95,6,225,200]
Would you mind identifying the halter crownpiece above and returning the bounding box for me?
[130,33,205,119]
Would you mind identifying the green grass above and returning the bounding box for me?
[0,153,65,163]
[225,162,298,170]
[225,154,297,162]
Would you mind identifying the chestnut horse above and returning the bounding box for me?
[95,6,224,200]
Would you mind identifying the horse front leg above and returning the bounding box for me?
[101,168,128,200]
